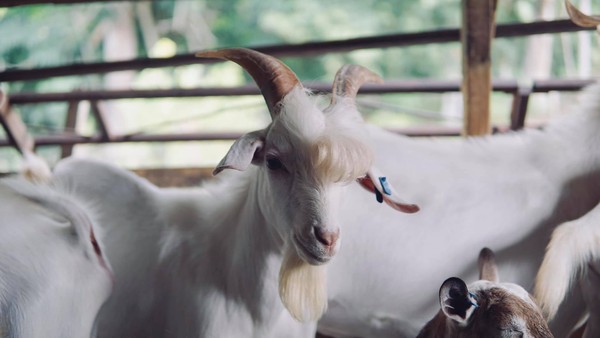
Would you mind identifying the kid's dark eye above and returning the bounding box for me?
[498,328,523,338]
[266,157,283,171]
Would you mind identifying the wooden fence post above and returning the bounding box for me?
[461,0,497,136]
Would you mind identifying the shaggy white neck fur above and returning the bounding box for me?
[160,166,329,326]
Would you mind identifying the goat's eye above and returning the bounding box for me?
[498,328,523,338]
[266,157,283,171]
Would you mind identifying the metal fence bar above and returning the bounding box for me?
[0,128,460,148]
[0,19,592,82]
[0,0,150,7]
[7,79,593,105]
[509,87,531,130]
[2,79,591,151]
[60,100,79,157]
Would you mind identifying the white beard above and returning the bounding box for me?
[278,244,328,322]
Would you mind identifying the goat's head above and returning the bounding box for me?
[196,48,418,321]
[418,248,553,338]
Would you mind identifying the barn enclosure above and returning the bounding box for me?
[1,0,599,186]
[2,1,600,338]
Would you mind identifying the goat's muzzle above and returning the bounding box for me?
[293,226,340,265]
[314,226,339,248]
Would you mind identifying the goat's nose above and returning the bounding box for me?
[314,227,339,247]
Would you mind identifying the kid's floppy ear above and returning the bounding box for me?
[478,247,499,283]
[439,277,478,326]
[213,130,266,175]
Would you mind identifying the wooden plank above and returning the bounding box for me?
[131,167,214,187]
[0,91,34,154]
[461,0,497,136]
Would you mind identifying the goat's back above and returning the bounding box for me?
[0,177,112,338]
[52,158,178,336]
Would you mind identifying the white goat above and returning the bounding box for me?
[533,2,600,337]
[49,48,416,337]
[535,201,600,338]
[316,85,600,336]
[0,176,113,338]
[418,248,553,338]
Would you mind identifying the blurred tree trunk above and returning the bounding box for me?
[104,3,137,89]
[523,0,556,79]
[560,33,576,76]
[136,2,158,54]
[577,0,592,77]
[172,1,215,52]
[102,3,137,136]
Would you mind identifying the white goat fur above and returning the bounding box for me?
[31,78,600,337]
[20,151,52,184]
[0,177,112,338]
[535,201,600,337]
[51,86,374,337]
[317,83,600,337]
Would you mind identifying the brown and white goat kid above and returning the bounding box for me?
[417,248,553,338]
[0,176,112,338]
[50,49,417,337]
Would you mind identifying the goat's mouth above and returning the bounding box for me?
[292,233,336,265]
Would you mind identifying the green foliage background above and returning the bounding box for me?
[0,0,598,171]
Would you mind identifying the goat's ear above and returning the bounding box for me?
[214,130,266,175]
[356,166,419,213]
[478,247,499,282]
[439,277,478,326]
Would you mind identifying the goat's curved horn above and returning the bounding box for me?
[196,48,300,118]
[328,64,383,109]
[566,0,600,28]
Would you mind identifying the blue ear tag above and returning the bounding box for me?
[468,292,479,308]
[379,177,392,196]
[375,188,384,203]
